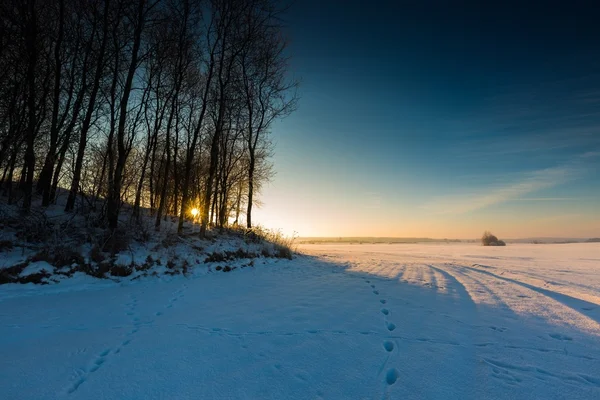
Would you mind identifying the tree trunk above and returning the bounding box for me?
[155,121,172,230]
[246,154,255,228]
[38,0,65,206]
[65,0,109,212]
[22,0,38,213]
[200,101,225,236]
[4,144,19,202]
[234,179,242,225]
[107,0,146,230]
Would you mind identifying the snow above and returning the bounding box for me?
[19,261,54,277]
[1,243,599,399]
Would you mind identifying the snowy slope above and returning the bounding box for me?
[1,243,599,399]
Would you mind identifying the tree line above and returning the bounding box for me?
[0,0,297,236]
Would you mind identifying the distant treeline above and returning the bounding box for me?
[0,0,297,236]
[298,237,598,245]
[297,237,463,244]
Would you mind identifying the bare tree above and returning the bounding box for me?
[239,0,298,228]
[0,0,298,235]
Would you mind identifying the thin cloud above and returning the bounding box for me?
[422,153,598,214]
[514,197,578,201]
[581,151,600,158]
[445,73,600,160]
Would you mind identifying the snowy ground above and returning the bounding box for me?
[1,243,599,399]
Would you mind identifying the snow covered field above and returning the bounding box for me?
[1,243,599,399]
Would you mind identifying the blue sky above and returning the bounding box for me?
[254,0,600,238]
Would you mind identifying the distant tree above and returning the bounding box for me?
[481,231,506,246]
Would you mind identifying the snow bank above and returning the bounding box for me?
[19,261,54,277]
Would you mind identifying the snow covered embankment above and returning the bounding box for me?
[0,200,292,287]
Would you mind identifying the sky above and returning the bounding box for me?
[254,0,600,239]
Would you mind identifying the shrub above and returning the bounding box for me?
[19,271,51,284]
[274,244,293,260]
[0,261,29,284]
[247,226,296,258]
[481,231,506,246]
[101,230,131,255]
[14,209,52,243]
[0,240,14,252]
[205,252,227,263]
[31,246,86,268]
[161,235,179,248]
[110,265,133,277]
[89,244,106,263]
[232,247,256,259]
[181,260,190,275]
[260,246,271,257]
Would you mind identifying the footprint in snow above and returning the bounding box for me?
[387,322,396,332]
[67,377,86,394]
[383,341,394,352]
[381,309,389,315]
[373,290,379,295]
[88,349,110,372]
[380,299,386,304]
[386,368,400,385]
[89,357,105,372]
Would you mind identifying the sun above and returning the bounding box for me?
[190,208,199,218]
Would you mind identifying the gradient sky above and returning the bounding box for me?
[254,0,600,239]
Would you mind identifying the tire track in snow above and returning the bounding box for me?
[392,264,407,281]
[441,263,508,308]
[401,264,443,291]
[483,357,600,388]
[458,265,600,335]
[394,264,450,296]
[436,263,600,385]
